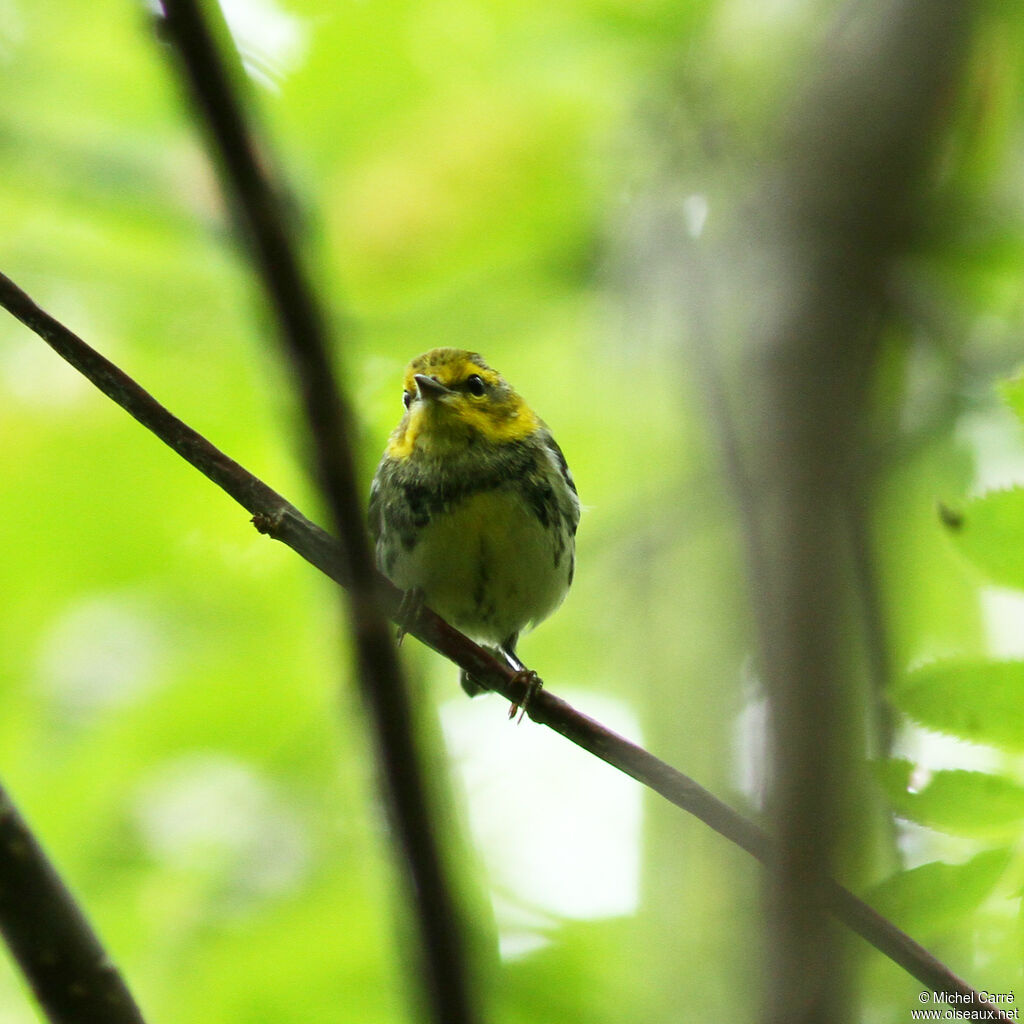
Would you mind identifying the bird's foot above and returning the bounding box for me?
[507,669,542,724]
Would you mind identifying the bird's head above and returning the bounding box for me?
[386,348,539,457]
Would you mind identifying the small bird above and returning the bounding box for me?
[369,348,579,708]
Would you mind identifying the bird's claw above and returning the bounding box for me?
[507,669,542,724]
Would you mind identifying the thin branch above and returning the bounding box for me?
[153,2,478,1023]
[0,270,1010,1021]
[0,782,147,1024]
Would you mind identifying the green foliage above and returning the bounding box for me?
[891,660,1024,751]
[942,487,1024,591]
[878,362,1024,1001]
[877,760,1024,839]
[867,849,1013,940]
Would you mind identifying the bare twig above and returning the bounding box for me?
[0,270,1010,1021]
[0,783,147,1024]
[153,2,479,1022]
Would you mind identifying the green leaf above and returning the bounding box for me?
[942,486,1024,591]
[891,660,1024,751]
[867,848,1012,938]
[877,760,1024,838]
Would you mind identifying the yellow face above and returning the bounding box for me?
[386,348,539,457]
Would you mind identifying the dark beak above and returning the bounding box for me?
[414,374,453,401]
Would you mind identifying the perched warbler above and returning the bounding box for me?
[369,348,579,703]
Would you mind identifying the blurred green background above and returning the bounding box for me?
[1,1,1024,1021]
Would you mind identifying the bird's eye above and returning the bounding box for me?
[466,374,486,397]
[403,390,413,409]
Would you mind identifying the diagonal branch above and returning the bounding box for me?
[0,782,148,1024]
[154,2,478,1022]
[0,269,1011,1021]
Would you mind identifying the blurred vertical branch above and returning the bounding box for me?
[721,2,979,1022]
[153,2,480,1022]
